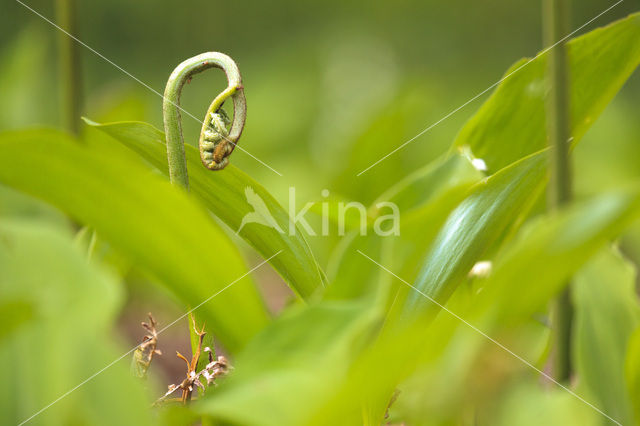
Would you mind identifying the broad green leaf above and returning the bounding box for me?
[323,190,640,425]
[573,248,639,426]
[0,129,269,352]
[436,190,640,416]
[0,183,70,228]
[402,151,546,317]
[0,220,152,425]
[194,187,640,426]
[373,152,482,281]
[326,155,482,305]
[327,153,481,303]
[196,301,380,426]
[402,13,640,318]
[453,13,640,172]
[394,183,477,276]
[85,119,324,299]
[479,189,640,322]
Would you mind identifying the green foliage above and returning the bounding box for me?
[2,7,640,426]
[0,220,152,425]
[0,129,269,351]
[402,151,546,317]
[574,248,640,425]
[195,301,380,426]
[84,119,325,299]
[453,12,640,172]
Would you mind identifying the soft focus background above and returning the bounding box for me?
[3,0,640,279]
[2,0,640,422]
[2,0,639,198]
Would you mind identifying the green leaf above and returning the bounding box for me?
[402,151,546,317]
[324,232,396,302]
[453,13,640,172]
[0,219,152,425]
[399,190,640,420]
[196,301,380,426]
[372,153,483,215]
[573,248,639,426]
[327,153,481,303]
[385,153,483,281]
[84,119,324,299]
[0,129,269,352]
[478,189,640,322]
[401,13,640,319]
[335,191,640,425]
[496,383,599,426]
[0,299,34,341]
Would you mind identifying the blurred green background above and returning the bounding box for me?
[2,0,639,198]
[2,1,640,420]
[3,0,640,267]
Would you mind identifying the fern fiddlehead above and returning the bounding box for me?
[163,52,247,189]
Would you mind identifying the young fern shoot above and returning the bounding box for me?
[163,52,247,189]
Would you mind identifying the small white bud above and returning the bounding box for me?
[469,261,492,278]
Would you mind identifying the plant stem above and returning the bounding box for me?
[163,53,246,189]
[543,0,573,382]
[56,0,82,136]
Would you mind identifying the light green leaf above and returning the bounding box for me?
[196,301,380,426]
[331,190,640,425]
[84,119,324,299]
[496,383,599,426]
[405,190,640,419]
[0,219,152,425]
[479,189,640,322]
[573,248,639,426]
[453,12,640,172]
[402,151,546,317]
[0,129,269,352]
[327,153,481,303]
[402,13,640,318]
[324,232,396,302]
[0,299,34,341]
[387,153,483,282]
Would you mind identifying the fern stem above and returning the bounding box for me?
[163,53,246,189]
[543,0,573,382]
[56,0,82,135]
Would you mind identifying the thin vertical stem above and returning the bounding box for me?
[163,53,246,189]
[56,0,82,136]
[543,0,573,382]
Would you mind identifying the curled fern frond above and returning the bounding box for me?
[163,52,247,188]
[200,108,231,169]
